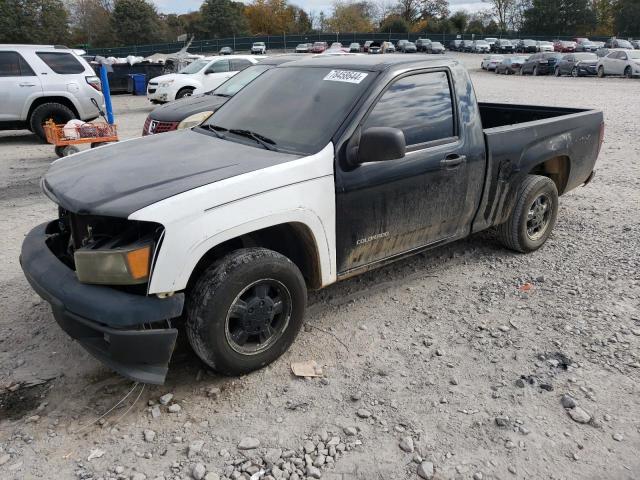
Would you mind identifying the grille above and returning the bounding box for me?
[142,117,179,136]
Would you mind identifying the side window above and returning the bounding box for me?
[36,52,85,74]
[230,59,251,72]
[209,60,230,73]
[364,72,455,147]
[0,51,35,76]
[620,52,628,60]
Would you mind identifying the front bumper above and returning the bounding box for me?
[20,221,184,384]
[147,85,172,103]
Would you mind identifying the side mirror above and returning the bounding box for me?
[356,127,406,164]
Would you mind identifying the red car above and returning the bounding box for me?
[311,41,328,53]
[554,40,577,52]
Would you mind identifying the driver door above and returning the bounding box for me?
[202,59,231,91]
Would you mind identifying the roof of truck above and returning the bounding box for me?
[278,54,456,72]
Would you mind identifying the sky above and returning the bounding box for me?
[152,0,488,16]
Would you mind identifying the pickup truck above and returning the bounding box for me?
[20,55,604,384]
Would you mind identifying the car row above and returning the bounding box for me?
[481,48,640,78]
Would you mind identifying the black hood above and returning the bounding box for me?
[149,94,228,122]
[43,129,300,218]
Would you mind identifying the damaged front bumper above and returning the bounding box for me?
[20,221,184,384]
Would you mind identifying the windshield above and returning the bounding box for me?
[254,42,265,46]
[575,53,597,61]
[179,59,209,74]
[628,51,640,59]
[432,42,442,47]
[476,40,488,45]
[211,64,270,96]
[617,40,633,48]
[202,66,374,155]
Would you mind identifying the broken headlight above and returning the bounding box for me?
[74,242,153,285]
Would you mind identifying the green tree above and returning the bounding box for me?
[327,1,377,32]
[379,13,410,32]
[614,0,640,36]
[523,0,595,36]
[199,0,248,37]
[0,0,70,44]
[421,0,450,20]
[111,0,160,45]
[70,0,116,47]
[449,10,469,33]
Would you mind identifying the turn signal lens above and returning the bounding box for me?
[126,245,151,280]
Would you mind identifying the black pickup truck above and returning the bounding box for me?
[21,55,603,384]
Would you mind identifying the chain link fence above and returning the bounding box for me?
[86,32,614,57]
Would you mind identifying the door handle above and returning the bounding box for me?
[19,83,36,87]
[440,154,466,169]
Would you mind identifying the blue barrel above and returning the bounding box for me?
[130,74,147,95]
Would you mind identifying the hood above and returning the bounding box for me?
[149,73,179,84]
[43,129,300,218]
[149,94,227,122]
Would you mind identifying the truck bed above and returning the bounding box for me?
[472,102,604,233]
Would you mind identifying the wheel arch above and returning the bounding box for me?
[527,155,571,195]
[26,96,80,122]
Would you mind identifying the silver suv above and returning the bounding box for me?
[0,44,104,141]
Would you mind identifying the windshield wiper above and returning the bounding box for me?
[205,124,228,139]
[228,129,277,151]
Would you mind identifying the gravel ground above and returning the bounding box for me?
[0,52,638,480]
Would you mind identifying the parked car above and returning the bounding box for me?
[220,46,234,55]
[363,40,374,52]
[472,40,491,54]
[537,41,554,52]
[605,38,634,49]
[349,42,361,53]
[481,54,504,71]
[416,38,432,52]
[147,56,259,103]
[311,42,328,53]
[427,42,445,54]
[575,40,600,52]
[22,54,604,384]
[402,42,417,53]
[518,39,538,53]
[460,40,474,52]
[0,44,104,141]
[143,56,302,136]
[396,39,411,52]
[449,39,463,51]
[250,42,267,55]
[631,40,640,49]
[496,56,528,74]
[554,40,577,52]
[485,37,498,52]
[295,43,310,53]
[521,52,563,75]
[555,52,598,77]
[495,39,514,53]
[368,41,382,54]
[597,49,640,78]
[382,42,395,53]
[324,42,349,54]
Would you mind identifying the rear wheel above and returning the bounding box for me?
[186,248,307,375]
[597,66,605,78]
[29,102,76,142]
[533,66,539,76]
[554,67,561,77]
[497,175,558,253]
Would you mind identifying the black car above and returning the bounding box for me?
[142,56,301,136]
[521,52,563,75]
[416,38,432,52]
[449,39,463,51]
[605,38,633,49]
[495,56,529,74]
[575,41,600,52]
[495,39,514,53]
[555,52,598,77]
[368,41,382,54]
[461,40,475,52]
[518,39,538,53]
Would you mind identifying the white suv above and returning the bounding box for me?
[251,42,267,54]
[0,44,104,141]
[147,55,260,104]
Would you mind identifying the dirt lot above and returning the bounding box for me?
[1,53,638,480]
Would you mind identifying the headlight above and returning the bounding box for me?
[178,111,214,130]
[159,80,174,88]
[74,243,152,285]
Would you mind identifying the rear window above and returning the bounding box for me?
[0,51,35,76]
[36,52,85,74]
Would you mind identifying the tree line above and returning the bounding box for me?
[0,0,638,48]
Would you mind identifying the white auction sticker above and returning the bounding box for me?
[323,70,368,84]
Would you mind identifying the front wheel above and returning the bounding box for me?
[186,248,307,375]
[533,66,539,76]
[176,87,194,99]
[597,66,605,78]
[554,67,561,77]
[571,67,579,77]
[624,66,632,79]
[497,175,558,253]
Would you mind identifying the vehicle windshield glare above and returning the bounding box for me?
[201,66,375,155]
[616,40,633,48]
[574,53,597,61]
[628,51,640,59]
[179,59,209,74]
[211,64,270,96]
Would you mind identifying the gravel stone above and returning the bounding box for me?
[417,461,435,479]
[561,394,577,409]
[399,436,414,453]
[159,393,173,405]
[356,409,372,418]
[568,407,591,424]
[237,437,260,450]
[192,463,206,480]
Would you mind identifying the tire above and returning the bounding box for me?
[554,67,561,77]
[186,248,307,375]
[29,102,76,142]
[597,66,605,78]
[55,145,79,157]
[624,66,632,79]
[571,67,578,77]
[176,87,194,100]
[497,175,558,253]
[533,66,539,76]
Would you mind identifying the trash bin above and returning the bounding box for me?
[128,74,147,96]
